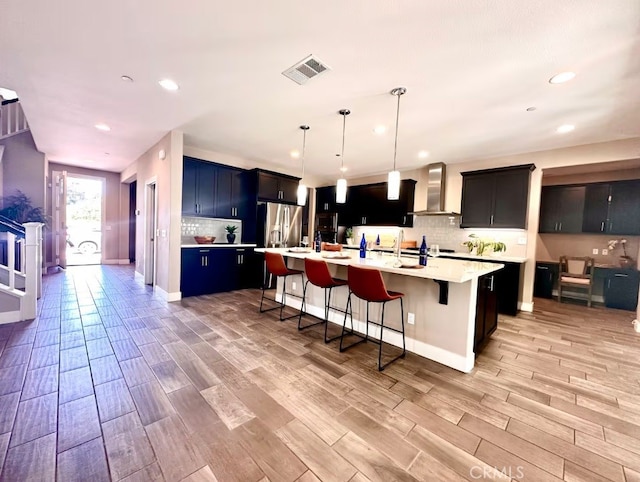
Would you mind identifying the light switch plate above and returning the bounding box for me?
[592,248,598,255]
[517,237,526,245]
[407,313,415,325]
[602,249,608,255]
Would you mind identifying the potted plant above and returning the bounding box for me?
[225,225,238,244]
[345,227,354,245]
[462,234,506,256]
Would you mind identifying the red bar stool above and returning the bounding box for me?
[341,265,406,371]
[298,258,348,343]
[259,252,304,321]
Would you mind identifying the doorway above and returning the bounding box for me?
[144,179,158,286]
[65,175,105,266]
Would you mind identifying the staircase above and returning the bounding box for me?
[0,218,42,323]
[0,99,29,140]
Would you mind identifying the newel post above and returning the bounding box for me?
[22,223,43,320]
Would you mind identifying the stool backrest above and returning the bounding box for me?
[347,265,390,302]
[304,258,334,288]
[265,252,289,276]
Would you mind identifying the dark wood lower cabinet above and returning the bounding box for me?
[181,247,259,297]
[603,269,639,311]
[475,273,498,353]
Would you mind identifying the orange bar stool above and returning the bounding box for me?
[259,252,304,321]
[298,258,348,342]
[341,265,406,371]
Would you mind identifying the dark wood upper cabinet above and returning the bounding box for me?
[581,180,640,235]
[182,158,216,217]
[331,179,416,227]
[539,185,586,233]
[182,160,199,216]
[316,186,336,213]
[256,170,300,204]
[460,164,534,229]
[214,166,244,219]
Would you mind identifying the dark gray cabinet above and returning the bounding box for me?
[182,159,216,217]
[539,185,586,233]
[604,269,639,311]
[336,180,416,227]
[257,171,300,204]
[215,167,245,219]
[534,262,558,298]
[582,180,640,235]
[460,164,534,229]
[316,186,337,213]
[475,273,498,353]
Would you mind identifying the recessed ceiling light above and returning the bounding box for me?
[121,75,133,82]
[95,123,111,132]
[104,152,110,155]
[526,106,537,112]
[549,72,576,84]
[373,125,386,135]
[418,151,430,159]
[290,150,300,159]
[557,124,575,133]
[158,79,179,91]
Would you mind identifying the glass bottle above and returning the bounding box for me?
[315,231,322,253]
[359,233,367,259]
[376,234,381,246]
[419,235,428,266]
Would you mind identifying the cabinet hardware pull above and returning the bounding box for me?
[490,215,494,225]
[600,221,605,231]
[558,222,562,230]
[554,222,558,231]
[538,266,549,270]
[614,273,628,277]
[607,279,611,288]
[489,276,494,291]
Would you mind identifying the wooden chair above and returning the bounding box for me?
[558,256,594,307]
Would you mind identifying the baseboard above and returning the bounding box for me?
[102,259,119,265]
[118,259,131,265]
[278,294,474,373]
[0,310,22,324]
[518,301,534,312]
[153,285,182,302]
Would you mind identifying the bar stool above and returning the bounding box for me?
[298,258,348,343]
[259,252,304,321]
[341,265,406,371]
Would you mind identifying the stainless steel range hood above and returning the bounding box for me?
[410,162,460,216]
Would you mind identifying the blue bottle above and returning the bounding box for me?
[315,231,322,253]
[359,233,367,259]
[419,235,428,266]
[376,234,381,246]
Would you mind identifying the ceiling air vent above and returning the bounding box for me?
[282,55,330,85]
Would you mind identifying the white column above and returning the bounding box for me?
[21,223,42,320]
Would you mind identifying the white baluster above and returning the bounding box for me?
[7,232,15,290]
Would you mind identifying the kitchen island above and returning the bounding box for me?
[256,248,503,372]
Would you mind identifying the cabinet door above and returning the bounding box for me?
[231,171,244,218]
[316,186,336,213]
[364,184,388,225]
[539,187,561,233]
[196,163,216,217]
[257,172,281,202]
[582,183,610,233]
[214,167,234,218]
[557,186,586,233]
[210,249,238,292]
[461,174,494,228]
[534,263,555,298]
[182,160,199,216]
[279,177,300,204]
[492,169,529,228]
[474,274,498,352]
[398,180,416,227]
[604,270,640,311]
[608,180,640,235]
[181,249,214,297]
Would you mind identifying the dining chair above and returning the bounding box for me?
[558,256,594,307]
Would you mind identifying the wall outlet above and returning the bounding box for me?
[602,249,608,255]
[292,282,297,290]
[407,312,415,325]
[517,237,527,245]
[592,248,599,255]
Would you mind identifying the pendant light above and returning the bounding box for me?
[297,125,309,206]
[388,87,406,200]
[336,109,350,204]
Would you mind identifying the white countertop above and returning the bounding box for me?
[341,245,526,264]
[255,248,503,283]
[182,243,257,248]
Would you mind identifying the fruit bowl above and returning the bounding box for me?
[194,236,216,244]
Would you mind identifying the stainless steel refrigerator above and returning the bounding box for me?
[256,202,303,287]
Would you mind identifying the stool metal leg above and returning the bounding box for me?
[324,286,342,343]
[297,278,325,331]
[377,297,406,371]
[339,292,366,352]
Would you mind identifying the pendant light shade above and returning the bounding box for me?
[336,109,350,204]
[297,125,309,206]
[388,87,406,200]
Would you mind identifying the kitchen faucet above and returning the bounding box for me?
[395,228,404,259]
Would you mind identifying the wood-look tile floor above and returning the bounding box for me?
[0,265,639,481]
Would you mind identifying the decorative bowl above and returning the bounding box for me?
[194,236,216,244]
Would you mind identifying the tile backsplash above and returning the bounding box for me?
[181,217,242,244]
[351,215,528,257]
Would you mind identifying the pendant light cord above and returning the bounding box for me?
[393,90,402,171]
[301,129,306,179]
[340,113,346,170]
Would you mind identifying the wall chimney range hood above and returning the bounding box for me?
[411,162,460,216]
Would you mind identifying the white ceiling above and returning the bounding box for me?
[2,1,640,181]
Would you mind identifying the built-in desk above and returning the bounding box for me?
[256,248,503,372]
